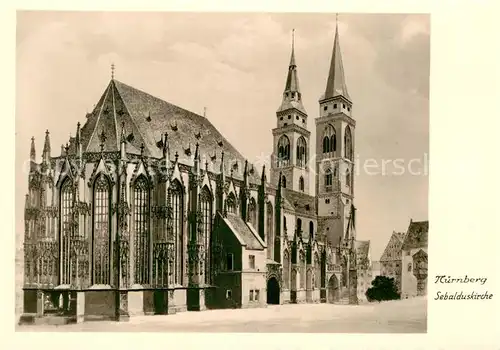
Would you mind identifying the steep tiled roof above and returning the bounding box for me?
[401,220,428,251]
[225,213,264,251]
[78,79,260,183]
[380,231,405,262]
[282,188,316,217]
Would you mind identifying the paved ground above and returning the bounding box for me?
[17,296,427,333]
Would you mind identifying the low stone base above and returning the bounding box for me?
[187,287,206,311]
[19,313,77,326]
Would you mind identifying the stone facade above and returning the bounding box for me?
[20,22,361,325]
[400,220,428,299]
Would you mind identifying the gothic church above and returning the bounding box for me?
[20,22,361,324]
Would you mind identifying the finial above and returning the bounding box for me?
[336,13,338,25]
[203,107,207,118]
[111,63,115,80]
[45,129,49,135]
[292,28,295,50]
[65,143,70,154]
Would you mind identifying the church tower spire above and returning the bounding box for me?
[315,14,356,245]
[271,29,311,194]
[322,16,351,102]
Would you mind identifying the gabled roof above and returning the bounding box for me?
[380,231,405,262]
[77,79,260,183]
[224,213,265,251]
[401,220,429,251]
[282,188,316,217]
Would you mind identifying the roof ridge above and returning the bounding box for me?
[86,82,112,152]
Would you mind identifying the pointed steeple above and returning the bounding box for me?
[193,142,200,174]
[30,137,36,162]
[322,16,351,102]
[277,29,306,115]
[42,130,51,162]
[75,122,82,159]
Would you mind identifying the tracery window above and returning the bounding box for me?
[277,135,291,167]
[133,175,150,285]
[266,202,274,260]
[322,124,336,155]
[92,175,111,285]
[309,221,314,241]
[59,177,73,285]
[296,137,307,167]
[200,186,212,284]
[344,126,353,160]
[171,180,184,285]
[227,192,236,214]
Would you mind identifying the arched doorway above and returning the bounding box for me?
[327,275,340,303]
[267,277,280,305]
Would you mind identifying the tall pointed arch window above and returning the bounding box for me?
[344,126,353,160]
[171,180,184,285]
[277,135,291,167]
[299,176,304,192]
[200,186,212,284]
[92,175,111,285]
[133,175,150,285]
[59,177,73,285]
[346,168,351,188]
[248,197,257,228]
[282,175,287,189]
[296,137,307,167]
[266,202,274,260]
[322,124,336,156]
[309,221,314,241]
[227,192,236,214]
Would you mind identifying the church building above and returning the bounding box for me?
[20,21,361,324]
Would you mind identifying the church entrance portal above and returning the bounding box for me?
[266,277,280,305]
[327,275,340,303]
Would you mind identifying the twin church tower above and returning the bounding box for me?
[270,22,356,242]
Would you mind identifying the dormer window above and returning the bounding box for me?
[323,106,327,111]
[342,104,346,109]
[333,103,337,108]
[347,107,351,112]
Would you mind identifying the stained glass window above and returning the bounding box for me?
[227,192,236,214]
[200,186,212,283]
[134,175,150,285]
[59,177,73,285]
[92,175,111,285]
[171,180,184,285]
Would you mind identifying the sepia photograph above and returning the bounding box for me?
[15,11,430,333]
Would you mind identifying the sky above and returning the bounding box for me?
[15,11,429,260]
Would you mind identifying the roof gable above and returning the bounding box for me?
[380,231,405,262]
[402,220,429,250]
[224,213,265,250]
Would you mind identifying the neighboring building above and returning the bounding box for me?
[20,20,361,325]
[379,231,405,292]
[354,240,372,303]
[400,220,428,298]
